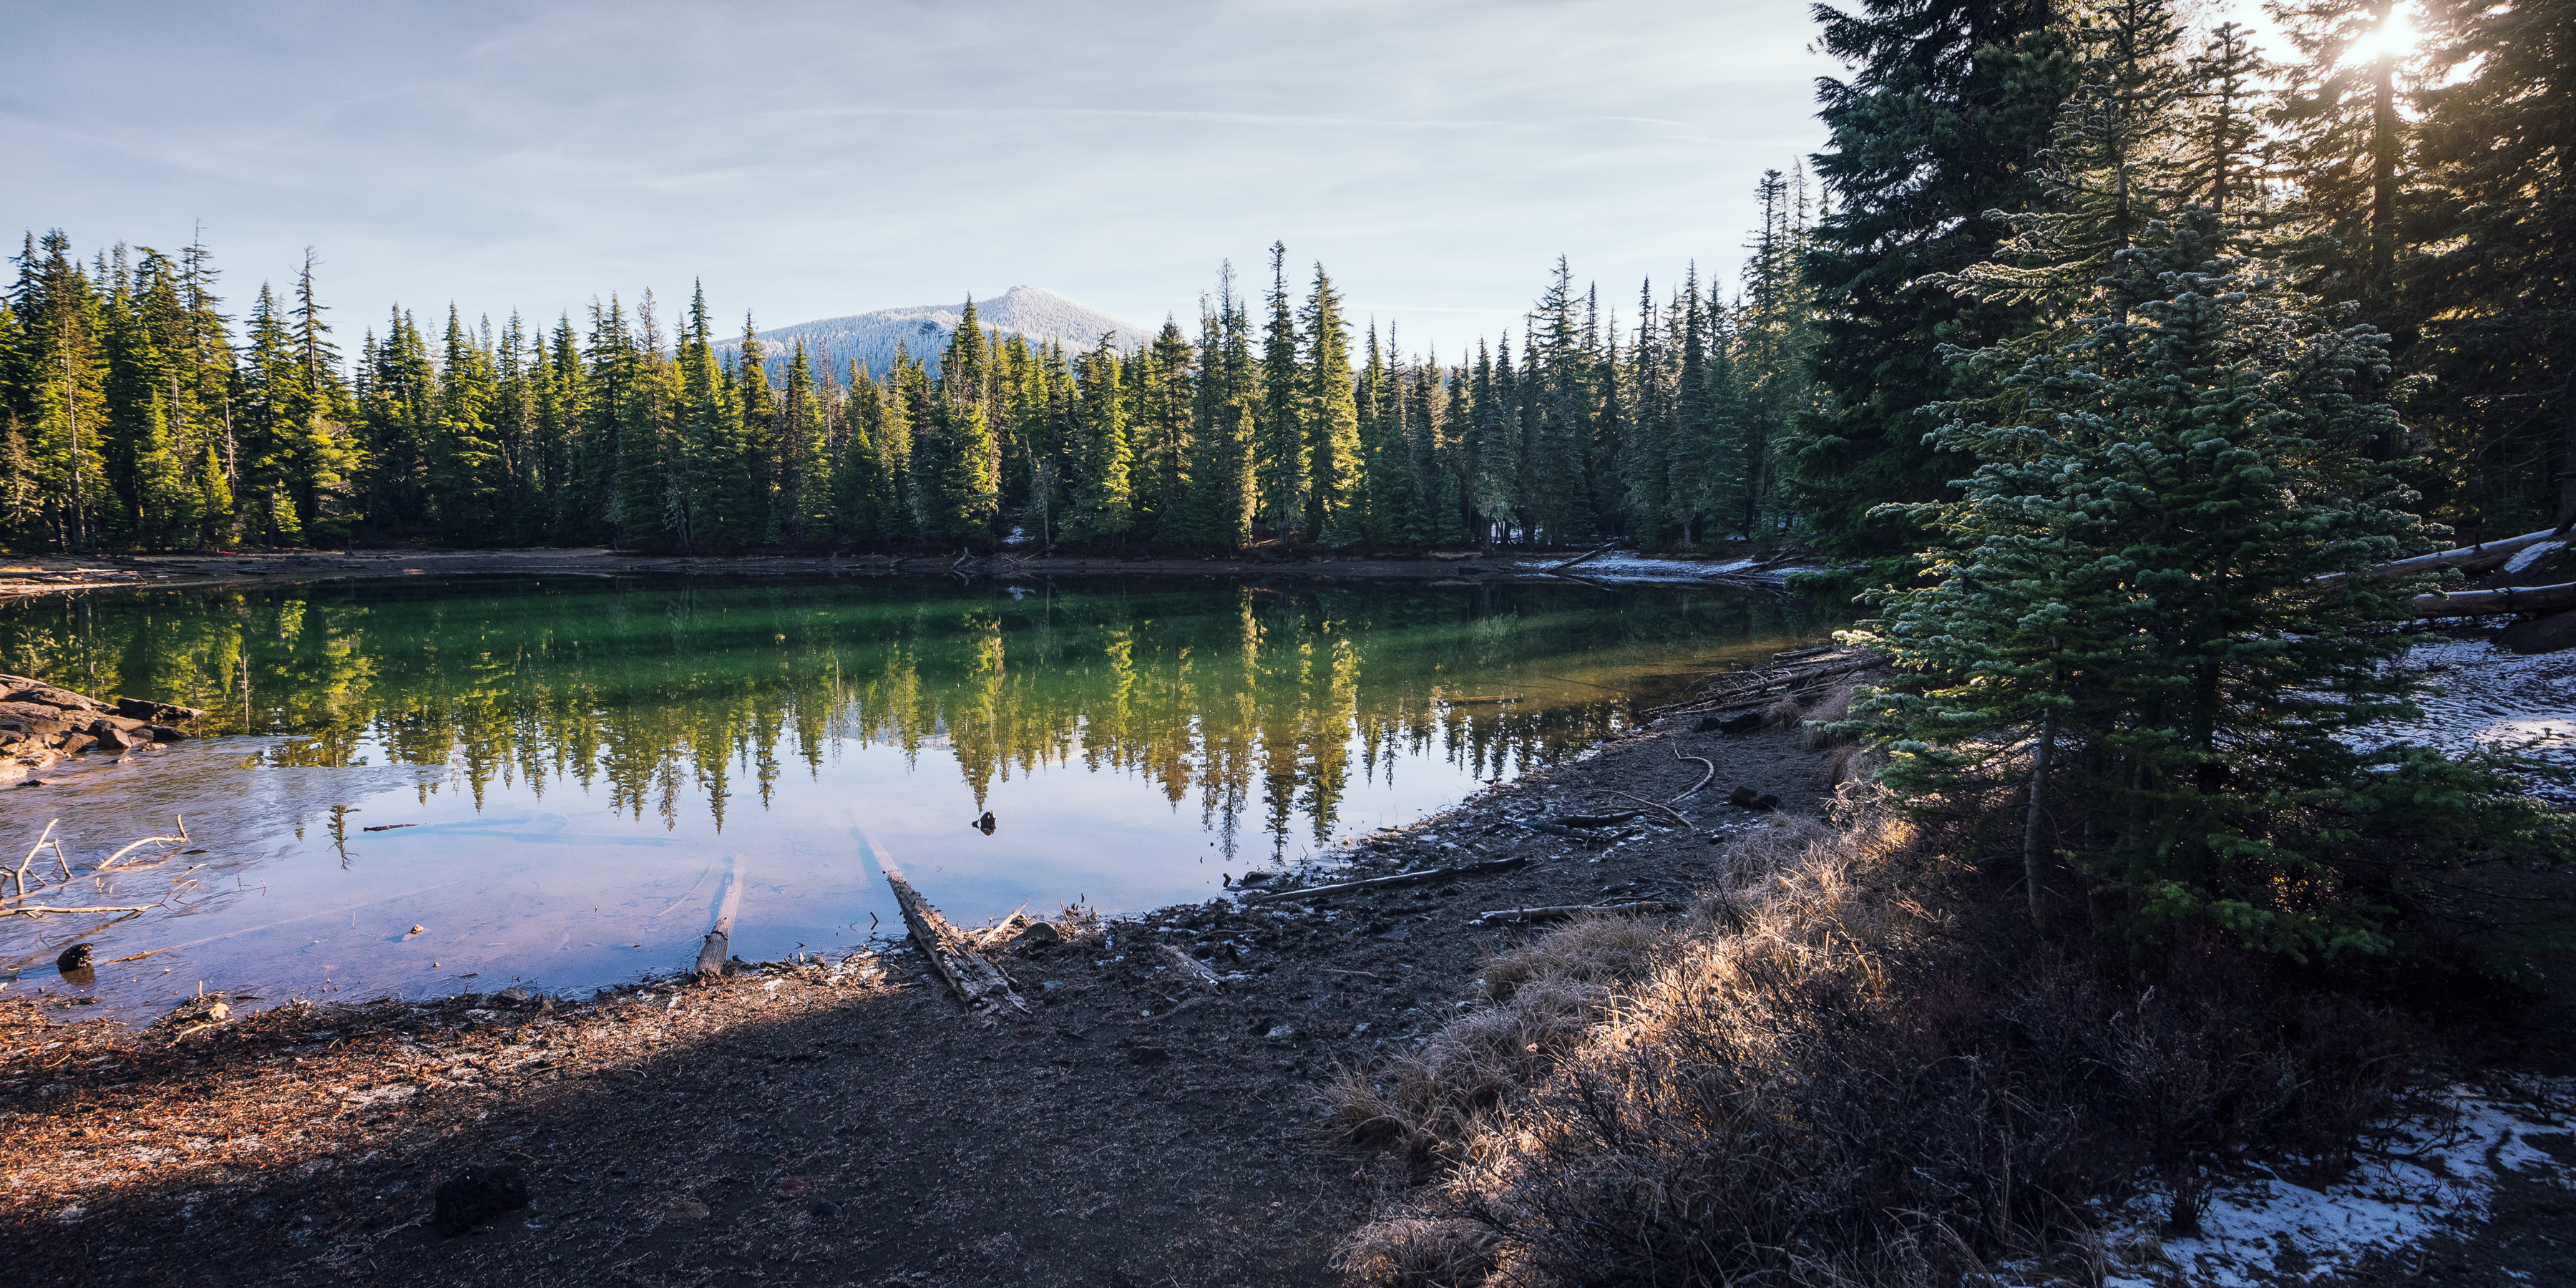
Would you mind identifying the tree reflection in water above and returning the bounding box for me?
[0,576,1825,862]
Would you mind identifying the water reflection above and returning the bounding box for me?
[3,577,1820,861]
[0,576,1825,1010]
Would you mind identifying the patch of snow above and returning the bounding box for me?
[2373,635,2576,804]
[2502,541,2565,575]
[2094,1082,2572,1286]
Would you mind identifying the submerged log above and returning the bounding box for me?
[693,852,744,980]
[1234,857,1531,904]
[864,833,1028,1014]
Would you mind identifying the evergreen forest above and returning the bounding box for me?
[2,0,2567,561]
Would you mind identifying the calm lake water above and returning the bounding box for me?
[0,575,1825,1018]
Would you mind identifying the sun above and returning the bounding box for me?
[2343,5,2420,66]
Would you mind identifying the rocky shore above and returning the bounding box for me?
[0,678,201,773]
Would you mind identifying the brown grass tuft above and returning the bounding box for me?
[1335,785,2424,1287]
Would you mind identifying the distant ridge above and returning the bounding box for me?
[715,286,1148,379]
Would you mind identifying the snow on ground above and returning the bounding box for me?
[2373,630,2576,805]
[2091,1082,2572,1287]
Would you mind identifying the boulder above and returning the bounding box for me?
[2499,609,2576,655]
[0,702,75,737]
[87,722,135,753]
[148,725,187,742]
[431,1164,530,1236]
[5,684,113,714]
[114,696,205,723]
[54,944,92,972]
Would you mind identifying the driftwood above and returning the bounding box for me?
[864,832,1028,1014]
[1159,943,1224,990]
[2408,580,2576,618]
[1234,857,1531,904]
[0,904,153,918]
[1473,900,1672,926]
[2316,527,2567,587]
[693,852,744,979]
[1669,748,1717,801]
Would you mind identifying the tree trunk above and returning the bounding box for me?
[2024,707,2057,928]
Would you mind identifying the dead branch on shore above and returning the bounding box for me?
[0,904,153,918]
[1472,901,1672,926]
[1544,543,1619,575]
[1669,749,1717,802]
[866,834,1028,1014]
[1158,944,1224,990]
[1234,857,1532,904]
[1602,790,1692,826]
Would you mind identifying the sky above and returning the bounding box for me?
[6,0,1845,360]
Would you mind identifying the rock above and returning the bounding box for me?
[497,986,532,1005]
[431,1164,530,1236]
[1728,786,1762,808]
[114,696,205,723]
[147,725,187,743]
[2499,608,2576,655]
[810,1199,841,1219]
[1264,1024,1298,1043]
[87,723,134,753]
[55,733,95,754]
[1010,921,1062,951]
[0,703,76,738]
[1126,1045,1171,1065]
[54,944,91,972]
[1700,711,1763,736]
[659,1195,711,1224]
[5,684,113,713]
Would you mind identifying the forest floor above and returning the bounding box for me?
[0,665,1843,1287]
[0,542,1819,599]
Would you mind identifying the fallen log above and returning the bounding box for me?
[693,852,744,980]
[2408,580,2576,618]
[2316,527,2567,587]
[1545,542,1618,574]
[1234,857,1531,904]
[1473,900,1672,926]
[864,832,1028,1014]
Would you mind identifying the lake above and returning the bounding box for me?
[0,575,1826,1018]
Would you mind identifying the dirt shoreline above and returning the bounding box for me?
[0,545,1811,599]
[0,660,1844,1286]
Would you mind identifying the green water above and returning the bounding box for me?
[0,575,1824,1012]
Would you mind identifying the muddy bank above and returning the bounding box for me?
[0,544,1819,598]
[0,648,1849,1285]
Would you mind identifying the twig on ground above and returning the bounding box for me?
[0,904,154,917]
[1669,748,1717,803]
[1603,790,1690,826]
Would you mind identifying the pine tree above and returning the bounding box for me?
[1357,323,1429,544]
[1133,318,1195,541]
[1791,0,2076,557]
[2401,0,2576,532]
[1065,336,1134,545]
[1467,338,1514,545]
[1252,245,1307,540]
[1852,208,2553,950]
[777,341,831,543]
[1181,268,1256,548]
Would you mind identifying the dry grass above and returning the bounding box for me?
[1334,785,2425,1287]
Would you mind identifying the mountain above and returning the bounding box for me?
[714,286,1149,379]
